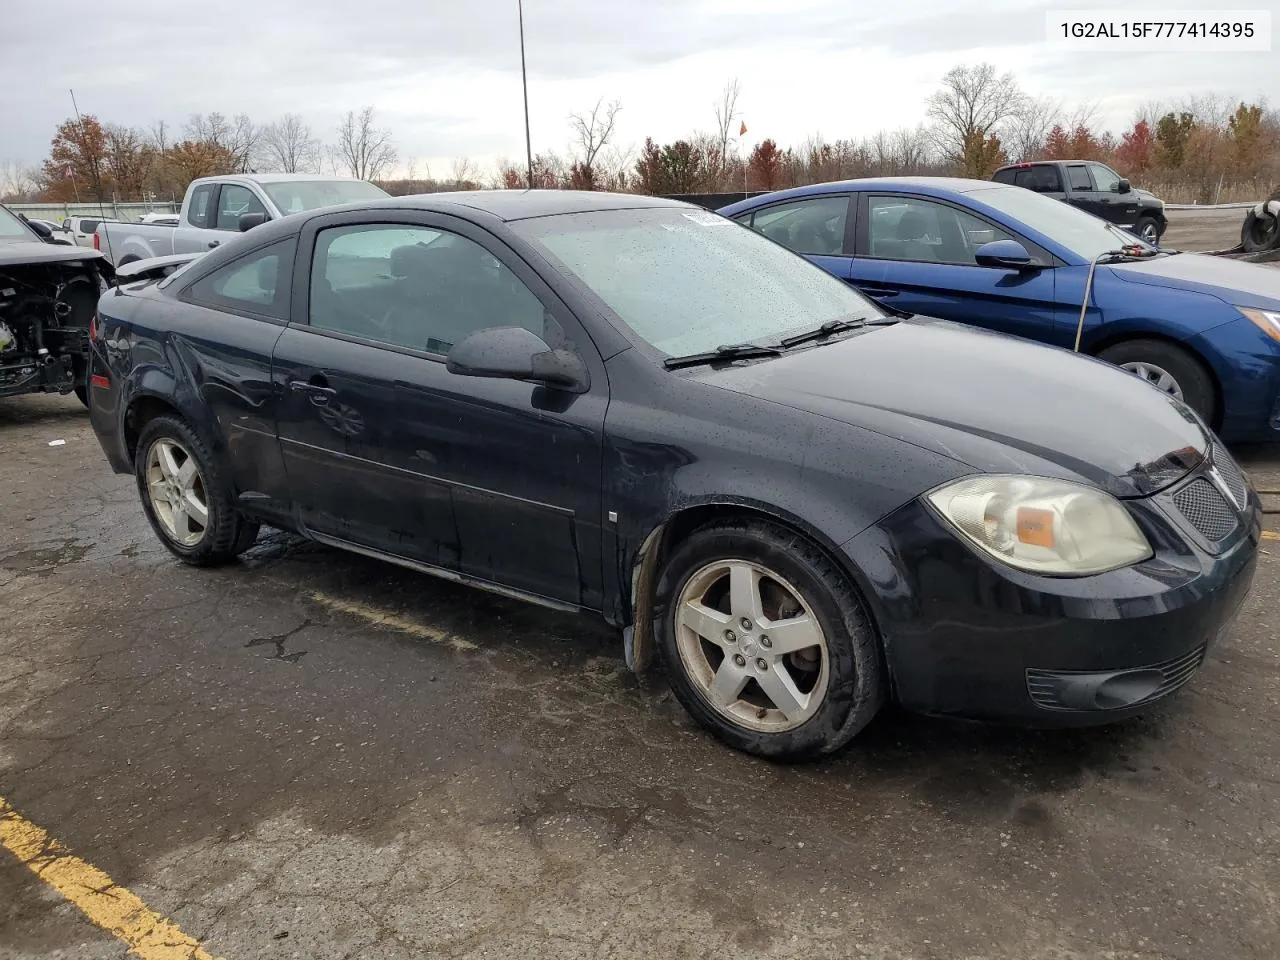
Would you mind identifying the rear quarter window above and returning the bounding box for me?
[992,168,1016,184]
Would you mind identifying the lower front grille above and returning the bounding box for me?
[1026,644,1206,711]
[1172,478,1237,542]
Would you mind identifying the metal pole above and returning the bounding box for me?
[518,0,533,190]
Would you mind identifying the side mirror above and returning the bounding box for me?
[974,239,1038,271]
[26,219,53,240]
[447,326,589,393]
[1115,178,1131,194]
[238,212,268,232]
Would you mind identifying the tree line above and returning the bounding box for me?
[3,65,1277,206]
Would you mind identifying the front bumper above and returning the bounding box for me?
[844,457,1260,726]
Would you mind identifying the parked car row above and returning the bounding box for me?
[86,187,1262,760]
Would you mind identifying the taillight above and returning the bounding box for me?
[93,232,100,250]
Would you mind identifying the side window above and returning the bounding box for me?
[186,185,213,228]
[867,196,1014,265]
[215,185,267,231]
[749,196,848,256]
[184,239,293,320]
[308,223,547,355]
[1014,166,1063,192]
[1066,165,1093,191]
[992,168,1016,184]
[1089,163,1120,192]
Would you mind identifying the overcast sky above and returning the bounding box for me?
[1,0,1276,179]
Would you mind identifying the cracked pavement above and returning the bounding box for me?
[1,392,1278,960]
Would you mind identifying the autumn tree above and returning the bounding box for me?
[926,64,1023,175]
[260,114,320,173]
[748,139,784,190]
[1007,97,1061,163]
[164,140,238,187]
[1227,102,1264,180]
[332,107,397,181]
[41,115,110,202]
[185,112,258,172]
[1155,111,1196,169]
[1114,120,1154,176]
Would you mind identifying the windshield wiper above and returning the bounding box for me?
[778,314,898,349]
[663,342,783,370]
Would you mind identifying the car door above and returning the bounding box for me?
[849,193,1059,342]
[172,183,222,255]
[1087,162,1140,229]
[732,194,855,280]
[271,210,608,609]
[1063,163,1104,218]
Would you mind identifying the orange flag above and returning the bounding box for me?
[739,120,748,136]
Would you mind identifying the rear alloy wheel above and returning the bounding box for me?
[656,519,884,761]
[1098,339,1215,423]
[135,415,259,565]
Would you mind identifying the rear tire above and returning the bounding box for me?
[1097,339,1216,423]
[654,518,884,761]
[134,415,259,566]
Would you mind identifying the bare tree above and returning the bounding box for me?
[451,156,477,186]
[1007,96,1062,162]
[261,114,320,173]
[184,112,257,171]
[332,107,398,181]
[0,159,39,201]
[148,119,170,153]
[568,98,621,186]
[926,64,1025,172]
[713,78,742,176]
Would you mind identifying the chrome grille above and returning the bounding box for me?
[1026,645,1206,711]
[1212,450,1249,509]
[1172,478,1237,542]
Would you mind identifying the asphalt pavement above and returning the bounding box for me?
[2,219,1279,959]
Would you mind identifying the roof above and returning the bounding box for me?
[716,176,1005,214]
[393,189,691,221]
[190,172,376,185]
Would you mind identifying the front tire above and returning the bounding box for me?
[1097,339,1216,423]
[654,519,885,761]
[134,415,259,566]
[1133,215,1161,245]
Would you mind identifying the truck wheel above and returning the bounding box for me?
[1098,339,1215,423]
[117,255,140,267]
[134,415,259,566]
[1133,216,1161,245]
[654,518,885,761]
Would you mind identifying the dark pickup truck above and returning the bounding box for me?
[992,160,1167,244]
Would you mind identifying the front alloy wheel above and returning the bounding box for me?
[675,559,829,732]
[655,519,885,760]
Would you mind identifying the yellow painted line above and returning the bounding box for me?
[1263,530,1280,542]
[308,591,477,651]
[0,796,221,960]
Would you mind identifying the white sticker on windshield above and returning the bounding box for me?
[681,210,732,226]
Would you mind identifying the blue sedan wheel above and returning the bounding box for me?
[1098,339,1216,423]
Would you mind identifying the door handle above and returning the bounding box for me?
[289,379,337,405]
[207,240,220,248]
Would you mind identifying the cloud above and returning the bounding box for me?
[2,0,1275,178]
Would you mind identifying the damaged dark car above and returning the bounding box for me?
[1,203,115,405]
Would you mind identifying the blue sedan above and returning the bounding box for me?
[720,179,1280,442]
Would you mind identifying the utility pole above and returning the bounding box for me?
[518,0,534,189]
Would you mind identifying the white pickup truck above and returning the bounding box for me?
[93,173,389,266]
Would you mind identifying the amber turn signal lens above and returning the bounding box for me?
[1016,507,1055,547]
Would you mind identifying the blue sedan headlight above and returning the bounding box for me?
[1239,307,1280,343]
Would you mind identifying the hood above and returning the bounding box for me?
[1110,252,1280,310]
[695,318,1208,498]
[0,241,109,268]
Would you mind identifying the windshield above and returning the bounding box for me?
[261,179,389,216]
[511,207,884,357]
[0,206,37,242]
[971,184,1155,260]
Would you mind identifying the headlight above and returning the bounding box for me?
[1239,307,1280,343]
[926,476,1152,576]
